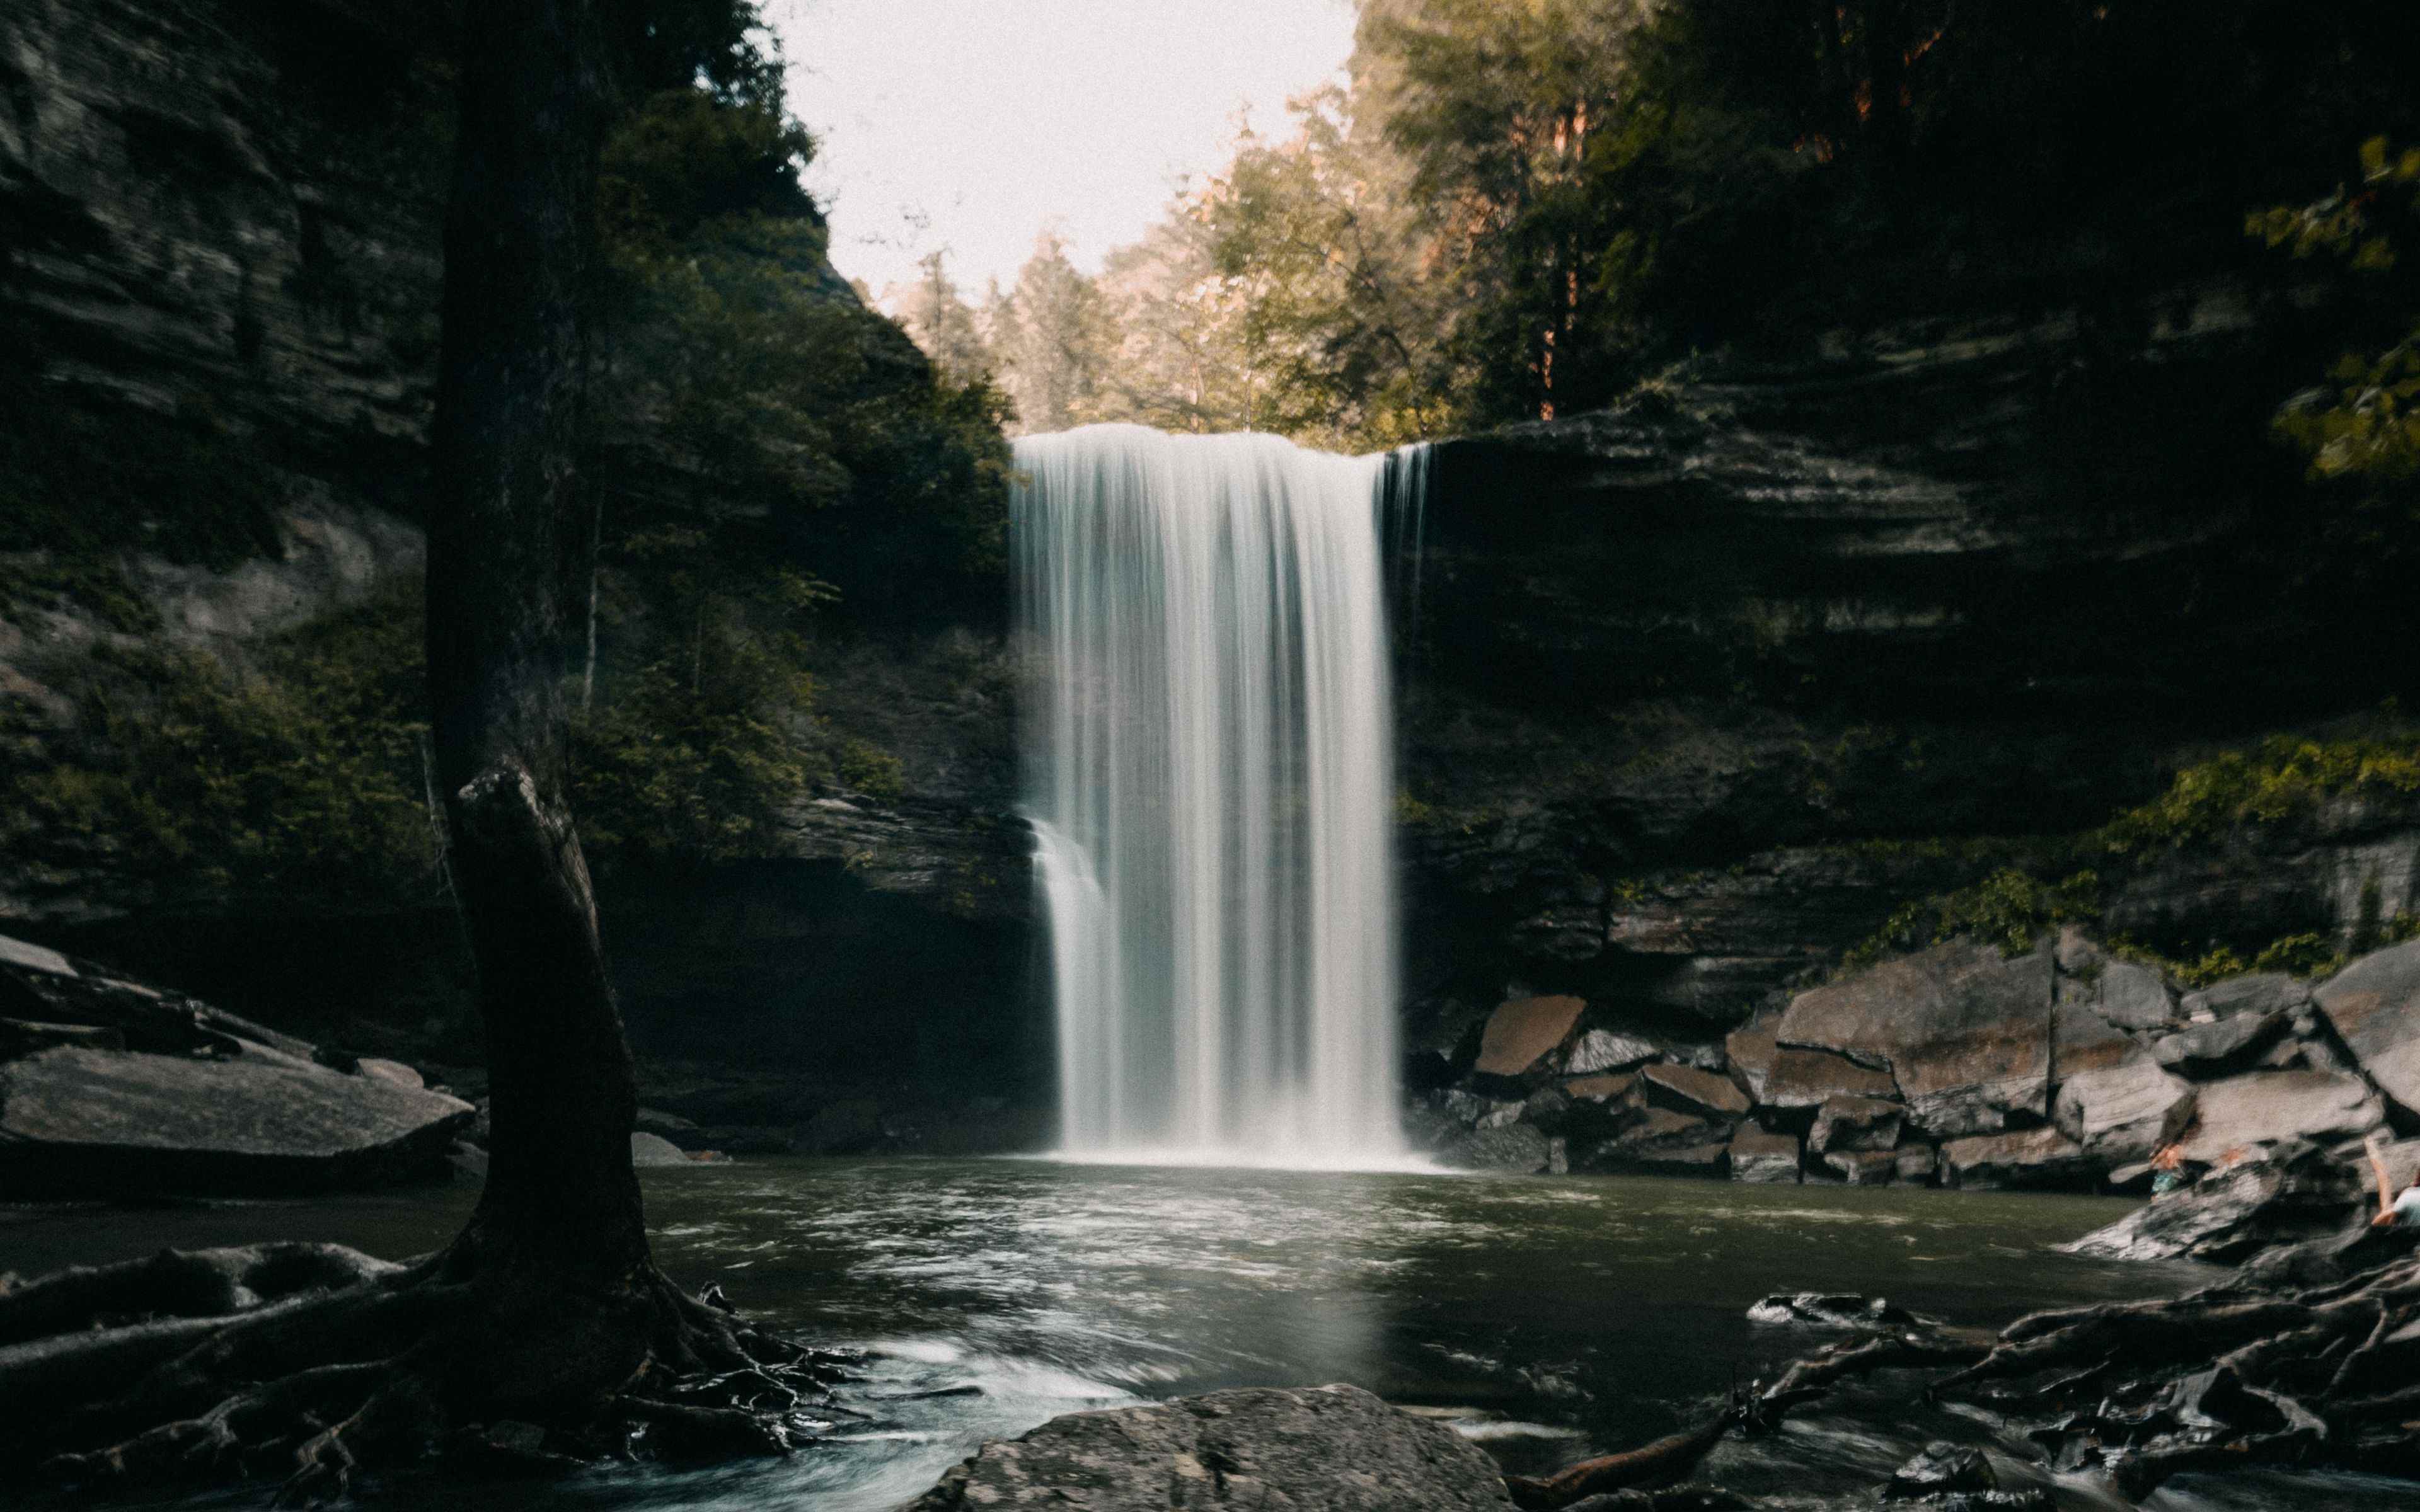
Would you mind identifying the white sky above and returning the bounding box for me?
[765,0,1361,297]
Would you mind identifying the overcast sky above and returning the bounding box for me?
[764,0,1360,297]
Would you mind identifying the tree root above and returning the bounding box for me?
[0,1242,861,1506]
[0,1243,403,1348]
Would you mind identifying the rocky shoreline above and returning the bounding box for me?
[1411,930,2419,1247]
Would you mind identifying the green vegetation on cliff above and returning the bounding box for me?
[1850,724,2420,982]
[0,1,1010,902]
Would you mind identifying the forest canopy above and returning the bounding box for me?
[901,0,2420,450]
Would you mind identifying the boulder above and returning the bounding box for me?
[1724,1016,1782,1100]
[0,1046,473,1197]
[1759,1046,1899,1110]
[1564,1029,1660,1075]
[1942,1126,2095,1190]
[1808,1095,1903,1154]
[1584,1107,1734,1175]
[2062,1138,2367,1264]
[2051,1001,2196,1163]
[1778,940,2054,1137]
[1823,1149,1898,1184]
[2181,973,2307,1023]
[908,1384,1515,1511]
[1473,995,1585,1079]
[2095,960,2178,1031]
[2053,1057,2196,1164]
[1894,1145,1939,1186]
[630,1131,692,1166]
[1729,1125,1802,1183]
[1639,1063,1751,1119]
[2315,940,2420,1117]
[2175,1071,2385,1164]
[2153,1012,2286,1077]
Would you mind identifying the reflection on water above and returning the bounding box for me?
[6,1159,2390,1511]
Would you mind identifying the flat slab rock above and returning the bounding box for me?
[0,1045,473,1197]
[2175,1070,2382,1164]
[1474,995,1585,1078]
[1778,940,2053,1137]
[907,1384,1514,1511]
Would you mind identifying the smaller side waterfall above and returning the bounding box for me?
[1016,425,1412,1168]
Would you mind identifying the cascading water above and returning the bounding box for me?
[1015,423,1411,1168]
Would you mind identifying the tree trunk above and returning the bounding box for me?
[424,0,648,1305]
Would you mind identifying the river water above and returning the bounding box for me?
[9,1159,2411,1511]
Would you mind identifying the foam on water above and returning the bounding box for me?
[1014,425,1411,1169]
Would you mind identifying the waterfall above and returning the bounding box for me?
[1015,424,1407,1168]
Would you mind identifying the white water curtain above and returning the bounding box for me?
[1015,425,1403,1167]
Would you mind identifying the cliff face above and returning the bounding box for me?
[1397,298,2420,1042]
[0,0,1036,1104]
[0,0,447,513]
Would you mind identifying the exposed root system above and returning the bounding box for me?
[0,1240,857,1504]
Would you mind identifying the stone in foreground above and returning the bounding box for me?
[0,1045,473,1197]
[908,1384,1514,1511]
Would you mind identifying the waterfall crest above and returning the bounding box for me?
[1015,424,1405,1168]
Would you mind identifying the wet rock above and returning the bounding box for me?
[1942,1126,2095,1190]
[1729,1125,1802,1183]
[1778,941,2053,1137]
[1759,1046,1900,1109]
[2181,973,2307,1022]
[1807,1095,1903,1154]
[1747,1292,1920,1330]
[908,1383,1516,1511]
[1437,1122,1553,1174]
[1885,1441,1995,1499]
[0,1046,473,1197]
[1823,1148,1898,1184]
[353,1057,423,1091]
[2153,1011,2286,1077]
[630,1131,691,1167]
[1475,995,1586,1079]
[1565,1029,1661,1075]
[1640,1063,1751,1120]
[2175,1070,2383,1164]
[2314,940,2420,1116]
[2061,1137,2366,1263]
